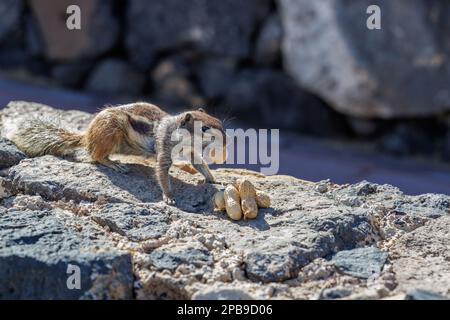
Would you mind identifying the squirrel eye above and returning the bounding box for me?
[201,126,209,132]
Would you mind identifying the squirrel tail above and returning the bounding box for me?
[12,119,84,157]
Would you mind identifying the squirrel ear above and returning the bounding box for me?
[197,107,205,113]
[181,112,193,126]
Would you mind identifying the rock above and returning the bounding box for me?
[315,182,328,194]
[7,154,220,212]
[28,0,118,61]
[369,192,449,240]
[25,12,45,57]
[333,180,402,208]
[126,0,270,68]
[242,205,374,283]
[405,289,449,300]
[443,129,450,160]
[320,287,353,300]
[51,62,93,88]
[332,247,389,279]
[151,57,204,108]
[390,216,450,296]
[85,59,145,96]
[392,193,450,219]
[0,204,133,299]
[0,138,25,168]
[91,203,169,242]
[195,58,236,99]
[0,49,28,69]
[357,183,377,196]
[2,139,375,284]
[0,177,12,199]
[2,101,450,299]
[0,0,23,44]
[278,0,450,118]
[193,287,254,300]
[347,117,379,137]
[150,243,213,272]
[255,15,282,65]
[225,69,343,134]
[377,123,438,155]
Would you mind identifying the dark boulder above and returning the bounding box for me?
[28,0,118,61]
[279,0,450,118]
[0,207,133,299]
[0,0,23,44]
[85,59,145,96]
[0,138,26,169]
[126,0,270,68]
[225,69,345,135]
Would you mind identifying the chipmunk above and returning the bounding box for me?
[12,102,226,205]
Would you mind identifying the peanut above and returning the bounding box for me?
[224,185,242,220]
[236,179,258,220]
[256,190,271,208]
[213,190,226,212]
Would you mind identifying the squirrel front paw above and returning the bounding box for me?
[163,194,176,205]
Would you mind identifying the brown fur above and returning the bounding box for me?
[123,102,168,121]
[12,102,225,205]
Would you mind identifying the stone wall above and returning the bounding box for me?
[0,0,450,159]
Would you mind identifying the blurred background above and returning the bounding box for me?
[0,0,449,195]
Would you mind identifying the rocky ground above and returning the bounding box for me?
[0,101,449,300]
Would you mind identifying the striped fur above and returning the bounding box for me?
[12,102,225,204]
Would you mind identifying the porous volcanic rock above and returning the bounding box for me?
[0,101,449,300]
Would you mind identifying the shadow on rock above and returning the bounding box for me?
[97,160,221,213]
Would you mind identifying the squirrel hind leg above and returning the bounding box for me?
[86,125,129,174]
[85,108,126,157]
